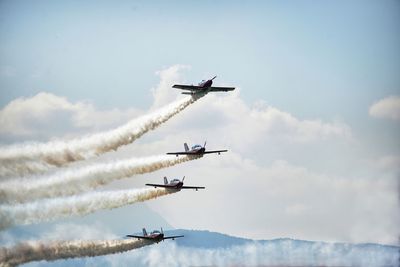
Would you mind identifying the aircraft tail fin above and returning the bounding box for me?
[184,143,189,152]
[164,176,168,185]
[142,228,148,236]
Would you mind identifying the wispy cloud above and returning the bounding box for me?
[0,92,141,137]
[369,95,400,121]
[102,241,399,267]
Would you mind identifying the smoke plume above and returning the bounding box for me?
[0,155,198,203]
[0,188,175,230]
[0,239,153,267]
[0,96,200,177]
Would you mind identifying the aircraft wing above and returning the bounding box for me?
[166,152,192,155]
[181,186,205,190]
[145,183,174,189]
[208,86,235,92]
[126,235,154,240]
[203,149,228,154]
[172,84,201,91]
[163,235,184,240]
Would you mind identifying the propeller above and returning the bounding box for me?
[161,227,163,234]
[203,141,207,148]
[211,76,217,80]
[182,176,185,183]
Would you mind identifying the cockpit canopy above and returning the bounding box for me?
[192,144,202,149]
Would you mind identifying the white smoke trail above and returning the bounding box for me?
[0,159,53,181]
[0,188,175,230]
[0,95,200,177]
[0,155,198,203]
[0,239,153,267]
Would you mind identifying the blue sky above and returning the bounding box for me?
[0,0,399,252]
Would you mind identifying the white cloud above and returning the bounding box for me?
[285,203,310,216]
[150,65,190,109]
[0,92,141,140]
[135,87,352,160]
[375,155,400,173]
[369,95,400,121]
[188,89,351,144]
[142,153,398,245]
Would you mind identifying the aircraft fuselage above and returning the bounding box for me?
[189,147,206,154]
[164,181,184,189]
[198,79,213,88]
[148,233,164,242]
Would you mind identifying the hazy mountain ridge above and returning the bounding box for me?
[168,229,399,250]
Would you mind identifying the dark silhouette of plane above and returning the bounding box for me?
[126,228,184,243]
[146,176,205,191]
[167,141,227,157]
[173,76,235,95]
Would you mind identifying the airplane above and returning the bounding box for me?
[167,141,228,157]
[172,76,235,95]
[146,176,205,191]
[126,227,184,243]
